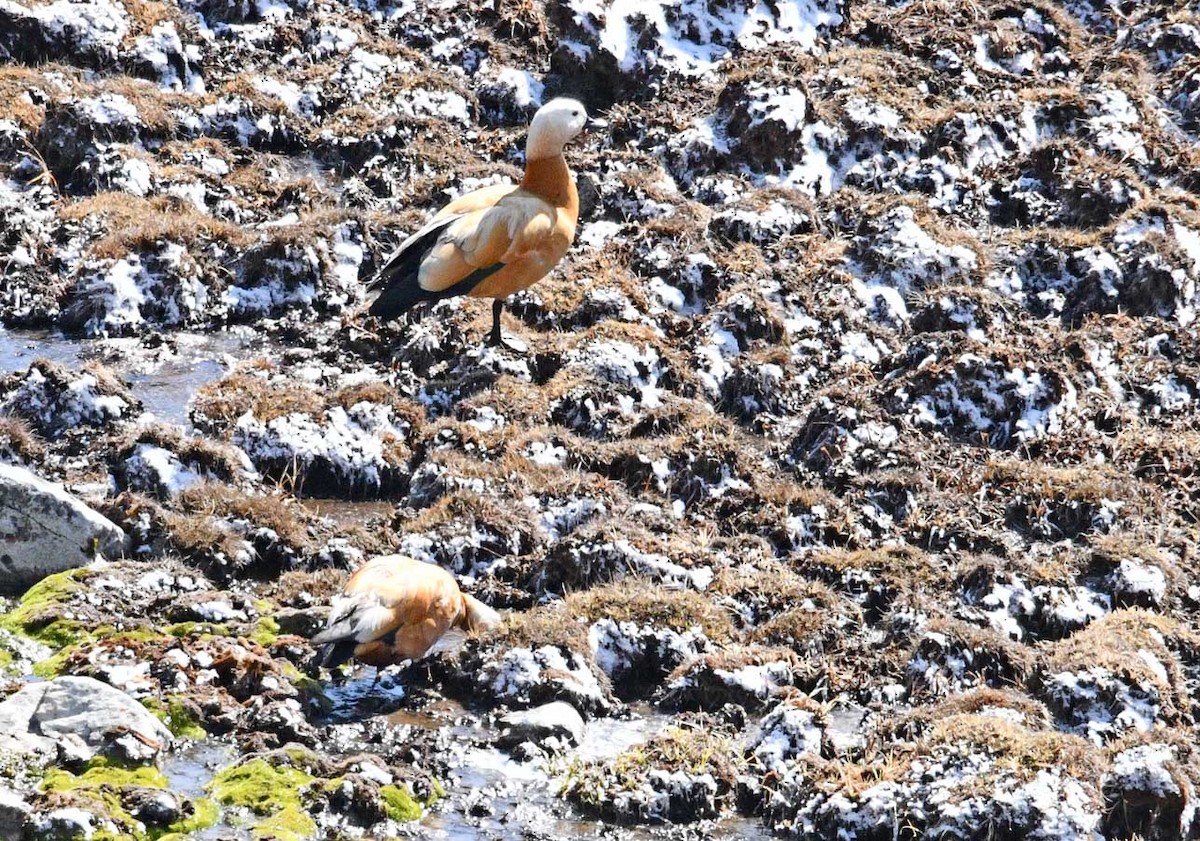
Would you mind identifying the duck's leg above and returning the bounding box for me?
[486,299,504,347]
[485,299,527,354]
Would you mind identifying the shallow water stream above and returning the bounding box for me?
[0,327,269,427]
[162,701,774,840]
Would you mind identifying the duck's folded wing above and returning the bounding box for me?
[367,214,464,293]
[368,183,517,293]
[417,195,557,294]
[435,182,518,218]
[310,594,402,646]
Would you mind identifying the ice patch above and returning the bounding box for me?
[76,92,140,127]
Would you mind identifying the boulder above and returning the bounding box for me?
[0,676,172,763]
[0,463,127,594]
[0,787,31,841]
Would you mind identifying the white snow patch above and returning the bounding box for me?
[567,0,841,76]
[125,443,202,497]
[495,67,545,107]
[1,0,128,56]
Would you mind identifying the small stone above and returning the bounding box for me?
[465,788,495,816]
[121,787,186,827]
[272,607,327,638]
[509,740,545,762]
[497,701,585,750]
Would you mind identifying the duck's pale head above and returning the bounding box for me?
[526,97,597,160]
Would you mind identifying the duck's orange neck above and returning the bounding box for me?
[522,154,577,214]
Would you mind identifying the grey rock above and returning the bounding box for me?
[121,787,186,827]
[0,675,172,762]
[0,463,127,594]
[27,807,100,841]
[272,606,327,638]
[497,701,586,749]
[0,787,30,841]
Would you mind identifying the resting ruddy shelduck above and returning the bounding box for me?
[364,97,602,349]
[310,555,501,669]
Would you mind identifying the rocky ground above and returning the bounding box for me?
[2,0,1200,838]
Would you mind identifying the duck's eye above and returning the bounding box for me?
[573,111,580,117]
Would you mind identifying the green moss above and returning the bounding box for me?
[253,804,316,840]
[250,615,280,647]
[0,569,98,676]
[41,757,169,838]
[165,621,231,638]
[379,784,422,822]
[153,797,219,840]
[211,758,314,812]
[143,696,207,740]
[104,627,172,645]
[0,568,91,647]
[91,830,132,841]
[30,647,76,677]
[429,778,445,800]
[43,757,170,793]
[167,696,207,740]
[282,746,321,770]
[30,626,170,678]
[210,757,316,839]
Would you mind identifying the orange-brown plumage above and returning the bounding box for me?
[365,98,600,348]
[311,555,500,669]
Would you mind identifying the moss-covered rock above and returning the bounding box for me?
[142,695,207,741]
[379,783,423,822]
[28,756,213,841]
[209,754,317,840]
[0,568,94,650]
[562,718,745,823]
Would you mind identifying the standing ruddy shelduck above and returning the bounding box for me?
[364,97,602,349]
[310,555,501,669]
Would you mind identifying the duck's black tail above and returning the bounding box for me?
[312,639,357,670]
[365,218,458,320]
[368,278,437,321]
